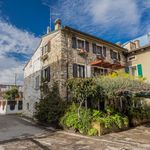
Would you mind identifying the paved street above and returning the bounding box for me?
[0,115,150,150]
[0,115,46,141]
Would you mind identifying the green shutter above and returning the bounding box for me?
[137,64,143,77]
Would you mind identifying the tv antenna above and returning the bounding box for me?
[42,1,60,31]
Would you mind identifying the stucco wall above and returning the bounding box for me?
[128,48,150,82]
[0,101,22,115]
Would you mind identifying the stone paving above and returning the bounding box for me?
[0,115,149,150]
[0,123,150,150]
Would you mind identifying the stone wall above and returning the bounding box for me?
[59,30,127,99]
[23,70,41,117]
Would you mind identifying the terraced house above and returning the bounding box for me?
[23,19,127,117]
[124,39,150,81]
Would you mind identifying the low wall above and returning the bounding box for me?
[0,100,22,115]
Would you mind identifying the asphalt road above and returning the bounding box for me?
[0,115,45,142]
[0,115,150,149]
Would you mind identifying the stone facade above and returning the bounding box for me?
[23,25,127,117]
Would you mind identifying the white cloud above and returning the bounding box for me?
[53,0,149,41]
[0,19,40,85]
[89,0,139,26]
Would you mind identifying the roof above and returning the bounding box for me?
[128,43,150,54]
[24,25,128,69]
[62,26,127,52]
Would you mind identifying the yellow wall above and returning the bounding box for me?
[128,47,150,82]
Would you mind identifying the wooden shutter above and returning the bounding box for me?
[103,46,106,57]
[73,64,77,77]
[47,66,50,82]
[118,52,121,61]
[85,41,89,52]
[41,70,43,80]
[72,37,77,48]
[137,64,143,77]
[47,41,51,52]
[92,43,96,54]
[110,49,113,59]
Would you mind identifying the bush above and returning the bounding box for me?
[60,103,128,135]
[34,82,67,124]
[60,103,92,134]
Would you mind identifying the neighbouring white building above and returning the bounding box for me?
[0,85,23,115]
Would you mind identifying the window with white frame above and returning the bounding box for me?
[72,37,89,52]
[129,66,137,77]
[96,46,102,56]
[77,39,84,49]
[93,44,107,57]
[110,50,121,61]
[73,64,85,78]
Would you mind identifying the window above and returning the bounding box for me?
[73,64,85,78]
[35,76,40,89]
[128,56,136,61]
[42,44,49,55]
[113,51,118,60]
[77,39,84,49]
[110,50,120,60]
[129,66,137,77]
[93,44,107,57]
[97,46,102,55]
[93,67,108,76]
[129,64,143,78]
[41,66,50,82]
[72,37,89,52]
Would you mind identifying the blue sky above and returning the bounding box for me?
[0,0,150,84]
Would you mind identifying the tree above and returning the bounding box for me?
[3,86,19,100]
[67,78,100,118]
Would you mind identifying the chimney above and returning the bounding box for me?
[47,26,50,34]
[133,40,140,49]
[54,18,61,31]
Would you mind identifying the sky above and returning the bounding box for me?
[0,0,150,85]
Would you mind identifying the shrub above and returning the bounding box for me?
[60,103,92,134]
[3,86,19,100]
[60,103,128,135]
[34,82,67,124]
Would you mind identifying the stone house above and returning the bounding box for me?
[23,19,127,117]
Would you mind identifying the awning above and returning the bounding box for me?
[90,60,125,69]
[111,63,125,70]
[90,60,112,68]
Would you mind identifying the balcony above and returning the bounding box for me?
[77,49,88,57]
